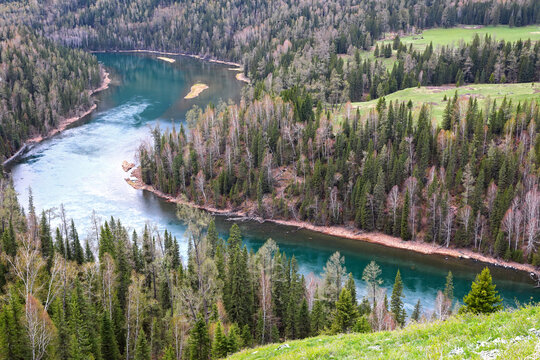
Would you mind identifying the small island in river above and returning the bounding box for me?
[184,83,209,99]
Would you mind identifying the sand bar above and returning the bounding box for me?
[157,56,175,63]
[184,83,209,99]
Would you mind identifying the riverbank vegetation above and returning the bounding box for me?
[0,178,520,360]
[0,26,102,162]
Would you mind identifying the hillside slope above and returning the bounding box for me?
[228,306,540,359]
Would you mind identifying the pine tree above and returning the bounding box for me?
[345,273,357,305]
[227,324,241,354]
[134,330,151,360]
[0,293,28,360]
[207,220,219,256]
[331,288,358,334]
[390,270,406,327]
[39,211,54,270]
[297,299,311,338]
[411,299,422,322]
[227,224,242,248]
[400,190,411,240]
[70,219,84,264]
[462,268,502,314]
[212,323,228,358]
[352,315,371,333]
[100,312,120,360]
[2,221,17,257]
[444,271,454,302]
[188,316,210,360]
[310,300,326,335]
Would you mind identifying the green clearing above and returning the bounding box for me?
[348,25,540,69]
[380,25,540,50]
[345,82,540,123]
[228,305,540,360]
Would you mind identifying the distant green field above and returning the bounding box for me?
[349,25,540,69]
[228,305,540,360]
[380,25,540,50]
[347,83,540,122]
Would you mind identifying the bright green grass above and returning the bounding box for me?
[348,82,540,122]
[228,306,540,360]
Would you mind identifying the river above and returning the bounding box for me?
[11,53,539,314]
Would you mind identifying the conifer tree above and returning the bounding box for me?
[444,271,454,302]
[70,219,84,264]
[345,273,357,305]
[188,315,211,360]
[411,299,422,322]
[297,299,311,339]
[400,190,411,240]
[0,294,28,360]
[1,221,17,257]
[134,330,151,360]
[101,312,120,360]
[227,324,241,354]
[462,268,502,314]
[390,270,406,327]
[331,288,358,334]
[39,211,54,270]
[212,323,228,358]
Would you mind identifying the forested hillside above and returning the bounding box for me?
[0,177,511,360]
[2,0,539,99]
[0,26,102,161]
[138,86,540,266]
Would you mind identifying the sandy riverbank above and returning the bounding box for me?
[3,69,111,167]
[124,164,540,277]
[184,83,209,99]
[94,49,249,82]
[157,56,175,63]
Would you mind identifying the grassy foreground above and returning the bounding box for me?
[228,306,540,360]
[348,82,540,121]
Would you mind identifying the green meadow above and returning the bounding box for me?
[344,83,540,123]
[228,305,540,360]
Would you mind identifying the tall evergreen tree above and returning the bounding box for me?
[331,288,358,334]
[134,330,151,360]
[100,312,120,360]
[188,316,211,360]
[462,268,502,314]
[390,270,406,327]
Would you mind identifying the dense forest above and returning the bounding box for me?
[0,177,504,360]
[0,26,102,161]
[139,89,540,266]
[1,0,539,95]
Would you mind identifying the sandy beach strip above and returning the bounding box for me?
[124,165,539,277]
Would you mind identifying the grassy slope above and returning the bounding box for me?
[347,82,540,122]
[228,306,540,360]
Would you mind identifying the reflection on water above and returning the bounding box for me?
[11,53,539,314]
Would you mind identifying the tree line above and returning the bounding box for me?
[0,26,102,161]
[0,178,505,360]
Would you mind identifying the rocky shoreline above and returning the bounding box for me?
[123,164,540,278]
